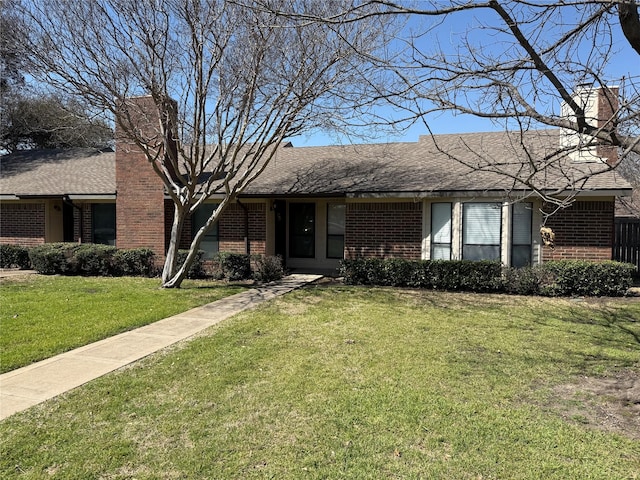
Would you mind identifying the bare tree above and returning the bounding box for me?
[298,1,640,208]
[18,0,398,287]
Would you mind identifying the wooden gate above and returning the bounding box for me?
[614,218,640,276]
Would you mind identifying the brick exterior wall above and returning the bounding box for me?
[115,96,166,257]
[596,86,618,166]
[0,203,46,246]
[345,202,422,259]
[173,201,267,255]
[219,202,266,254]
[542,200,614,261]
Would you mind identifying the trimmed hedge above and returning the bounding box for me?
[340,258,503,293]
[28,243,156,277]
[340,258,635,297]
[0,244,31,269]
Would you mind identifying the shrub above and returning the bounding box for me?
[70,244,117,276]
[340,258,503,292]
[112,248,156,277]
[537,260,634,297]
[218,252,252,281]
[28,243,77,275]
[0,244,31,269]
[253,255,284,283]
[176,250,206,279]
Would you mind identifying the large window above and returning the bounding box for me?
[92,203,116,245]
[290,203,315,258]
[431,203,452,260]
[192,203,219,259]
[327,203,345,259]
[462,202,502,261]
[511,202,532,267]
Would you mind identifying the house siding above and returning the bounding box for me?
[542,200,614,261]
[0,202,46,246]
[345,201,422,259]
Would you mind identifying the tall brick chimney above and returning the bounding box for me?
[560,85,619,165]
[115,96,167,258]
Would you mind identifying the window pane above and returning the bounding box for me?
[463,203,501,245]
[327,204,345,259]
[92,203,116,245]
[290,203,315,258]
[512,203,532,245]
[327,235,344,259]
[463,245,500,262]
[192,203,219,259]
[432,203,451,243]
[327,204,345,235]
[431,245,451,260]
[512,245,531,268]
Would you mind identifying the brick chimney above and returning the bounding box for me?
[560,85,619,165]
[115,96,167,258]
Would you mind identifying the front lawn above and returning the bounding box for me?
[1,286,639,478]
[0,275,247,373]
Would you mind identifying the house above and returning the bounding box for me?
[1,87,633,273]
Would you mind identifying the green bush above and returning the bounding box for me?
[70,244,118,276]
[176,250,206,279]
[253,255,284,283]
[112,248,156,277]
[0,244,31,269]
[340,258,503,292]
[218,252,252,281]
[341,257,632,296]
[537,260,635,297]
[28,243,77,275]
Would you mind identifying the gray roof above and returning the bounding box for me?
[0,131,631,199]
[0,148,115,198]
[247,130,632,197]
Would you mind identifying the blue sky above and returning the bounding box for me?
[291,5,639,147]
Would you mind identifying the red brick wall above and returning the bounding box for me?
[172,201,266,254]
[596,86,618,165]
[345,202,422,259]
[115,96,166,257]
[219,202,266,254]
[542,200,614,261]
[0,203,46,246]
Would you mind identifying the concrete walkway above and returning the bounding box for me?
[0,274,322,420]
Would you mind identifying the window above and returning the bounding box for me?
[511,202,532,267]
[462,202,501,261]
[192,203,219,259]
[431,203,452,260]
[92,203,116,245]
[290,203,315,258]
[327,204,345,259]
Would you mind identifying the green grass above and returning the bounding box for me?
[0,276,247,373]
[1,286,639,479]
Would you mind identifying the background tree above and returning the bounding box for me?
[18,0,398,287]
[1,95,113,152]
[1,0,113,152]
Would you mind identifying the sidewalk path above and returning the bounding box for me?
[0,274,322,420]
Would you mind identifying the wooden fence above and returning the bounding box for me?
[613,218,640,276]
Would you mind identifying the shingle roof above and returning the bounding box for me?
[0,131,631,199]
[0,148,115,197]
[246,130,632,196]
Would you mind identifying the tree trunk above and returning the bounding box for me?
[161,203,187,288]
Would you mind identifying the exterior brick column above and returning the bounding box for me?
[115,96,166,258]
